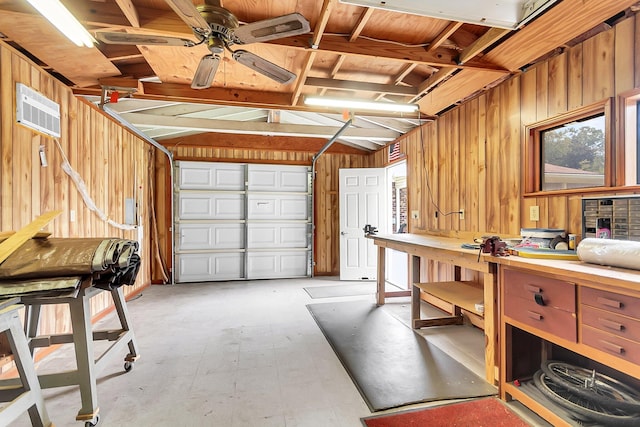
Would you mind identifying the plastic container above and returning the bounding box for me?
[519,228,566,249]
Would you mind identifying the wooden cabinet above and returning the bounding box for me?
[496,259,640,426]
[503,269,577,342]
[581,287,640,366]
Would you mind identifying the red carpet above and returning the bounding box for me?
[362,397,531,427]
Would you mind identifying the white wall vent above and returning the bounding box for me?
[16,83,61,137]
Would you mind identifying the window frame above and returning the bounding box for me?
[618,88,640,187]
[523,98,614,196]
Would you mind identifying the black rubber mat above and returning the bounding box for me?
[307,300,497,411]
[304,282,402,299]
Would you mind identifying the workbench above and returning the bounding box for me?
[491,254,640,427]
[367,233,498,385]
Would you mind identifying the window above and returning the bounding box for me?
[540,114,605,190]
[524,99,613,194]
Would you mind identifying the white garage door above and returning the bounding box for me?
[175,161,311,282]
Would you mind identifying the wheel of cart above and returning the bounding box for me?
[85,414,100,427]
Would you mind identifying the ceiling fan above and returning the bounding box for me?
[95,0,310,89]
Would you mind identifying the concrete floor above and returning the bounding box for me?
[5,277,549,427]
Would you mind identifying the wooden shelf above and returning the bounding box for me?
[415,281,484,317]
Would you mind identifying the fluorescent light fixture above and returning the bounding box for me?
[304,96,419,113]
[25,0,95,47]
[338,0,558,30]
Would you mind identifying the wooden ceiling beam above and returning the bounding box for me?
[114,0,140,28]
[457,27,511,65]
[349,8,375,42]
[306,77,417,96]
[292,0,336,105]
[120,112,400,141]
[272,35,509,72]
[427,21,463,52]
[375,63,418,100]
[409,26,511,103]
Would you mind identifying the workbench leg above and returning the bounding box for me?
[2,307,51,427]
[376,245,386,306]
[69,294,99,422]
[24,304,41,356]
[111,287,139,362]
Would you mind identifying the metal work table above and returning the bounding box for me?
[0,298,51,426]
[0,282,139,427]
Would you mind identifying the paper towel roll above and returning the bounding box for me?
[577,238,640,270]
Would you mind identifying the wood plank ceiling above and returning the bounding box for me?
[0,0,637,152]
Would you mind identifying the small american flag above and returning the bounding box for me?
[388,142,401,161]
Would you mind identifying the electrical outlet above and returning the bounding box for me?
[530,205,540,221]
[459,209,465,220]
[411,210,419,219]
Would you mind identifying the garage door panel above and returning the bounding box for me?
[178,161,244,190]
[176,252,244,282]
[177,223,244,250]
[247,164,308,192]
[247,194,308,220]
[247,223,308,248]
[179,193,244,220]
[246,251,308,279]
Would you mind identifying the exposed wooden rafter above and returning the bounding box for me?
[427,21,463,52]
[291,0,337,105]
[114,0,140,28]
[305,77,418,96]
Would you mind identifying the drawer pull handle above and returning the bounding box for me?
[599,318,624,331]
[534,293,546,306]
[600,340,624,354]
[596,297,623,309]
[525,284,542,293]
[527,311,543,321]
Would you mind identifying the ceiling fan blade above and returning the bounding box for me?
[95,32,197,47]
[232,50,295,85]
[165,0,210,33]
[191,55,220,89]
[232,13,310,44]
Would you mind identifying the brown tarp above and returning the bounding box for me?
[0,238,141,296]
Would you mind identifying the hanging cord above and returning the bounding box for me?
[53,138,136,231]
[417,117,463,218]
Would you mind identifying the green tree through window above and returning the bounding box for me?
[541,114,605,190]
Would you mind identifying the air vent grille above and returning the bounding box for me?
[16,83,61,137]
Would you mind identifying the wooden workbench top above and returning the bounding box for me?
[367,233,490,273]
[487,252,640,292]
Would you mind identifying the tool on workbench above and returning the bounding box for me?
[477,236,508,261]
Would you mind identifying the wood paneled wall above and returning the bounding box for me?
[377,16,640,281]
[153,146,372,279]
[0,41,153,348]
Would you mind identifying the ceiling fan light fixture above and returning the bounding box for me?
[25,0,94,47]
[191,55,220,89]
[304,96,419,113]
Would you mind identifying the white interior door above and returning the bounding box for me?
[339,168,386,280]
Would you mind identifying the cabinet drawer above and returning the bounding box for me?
[504,294,577,342]
[581,305,640,342]
[581,287,640,318]
[503,269,575,312]
[582,325,640,365]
